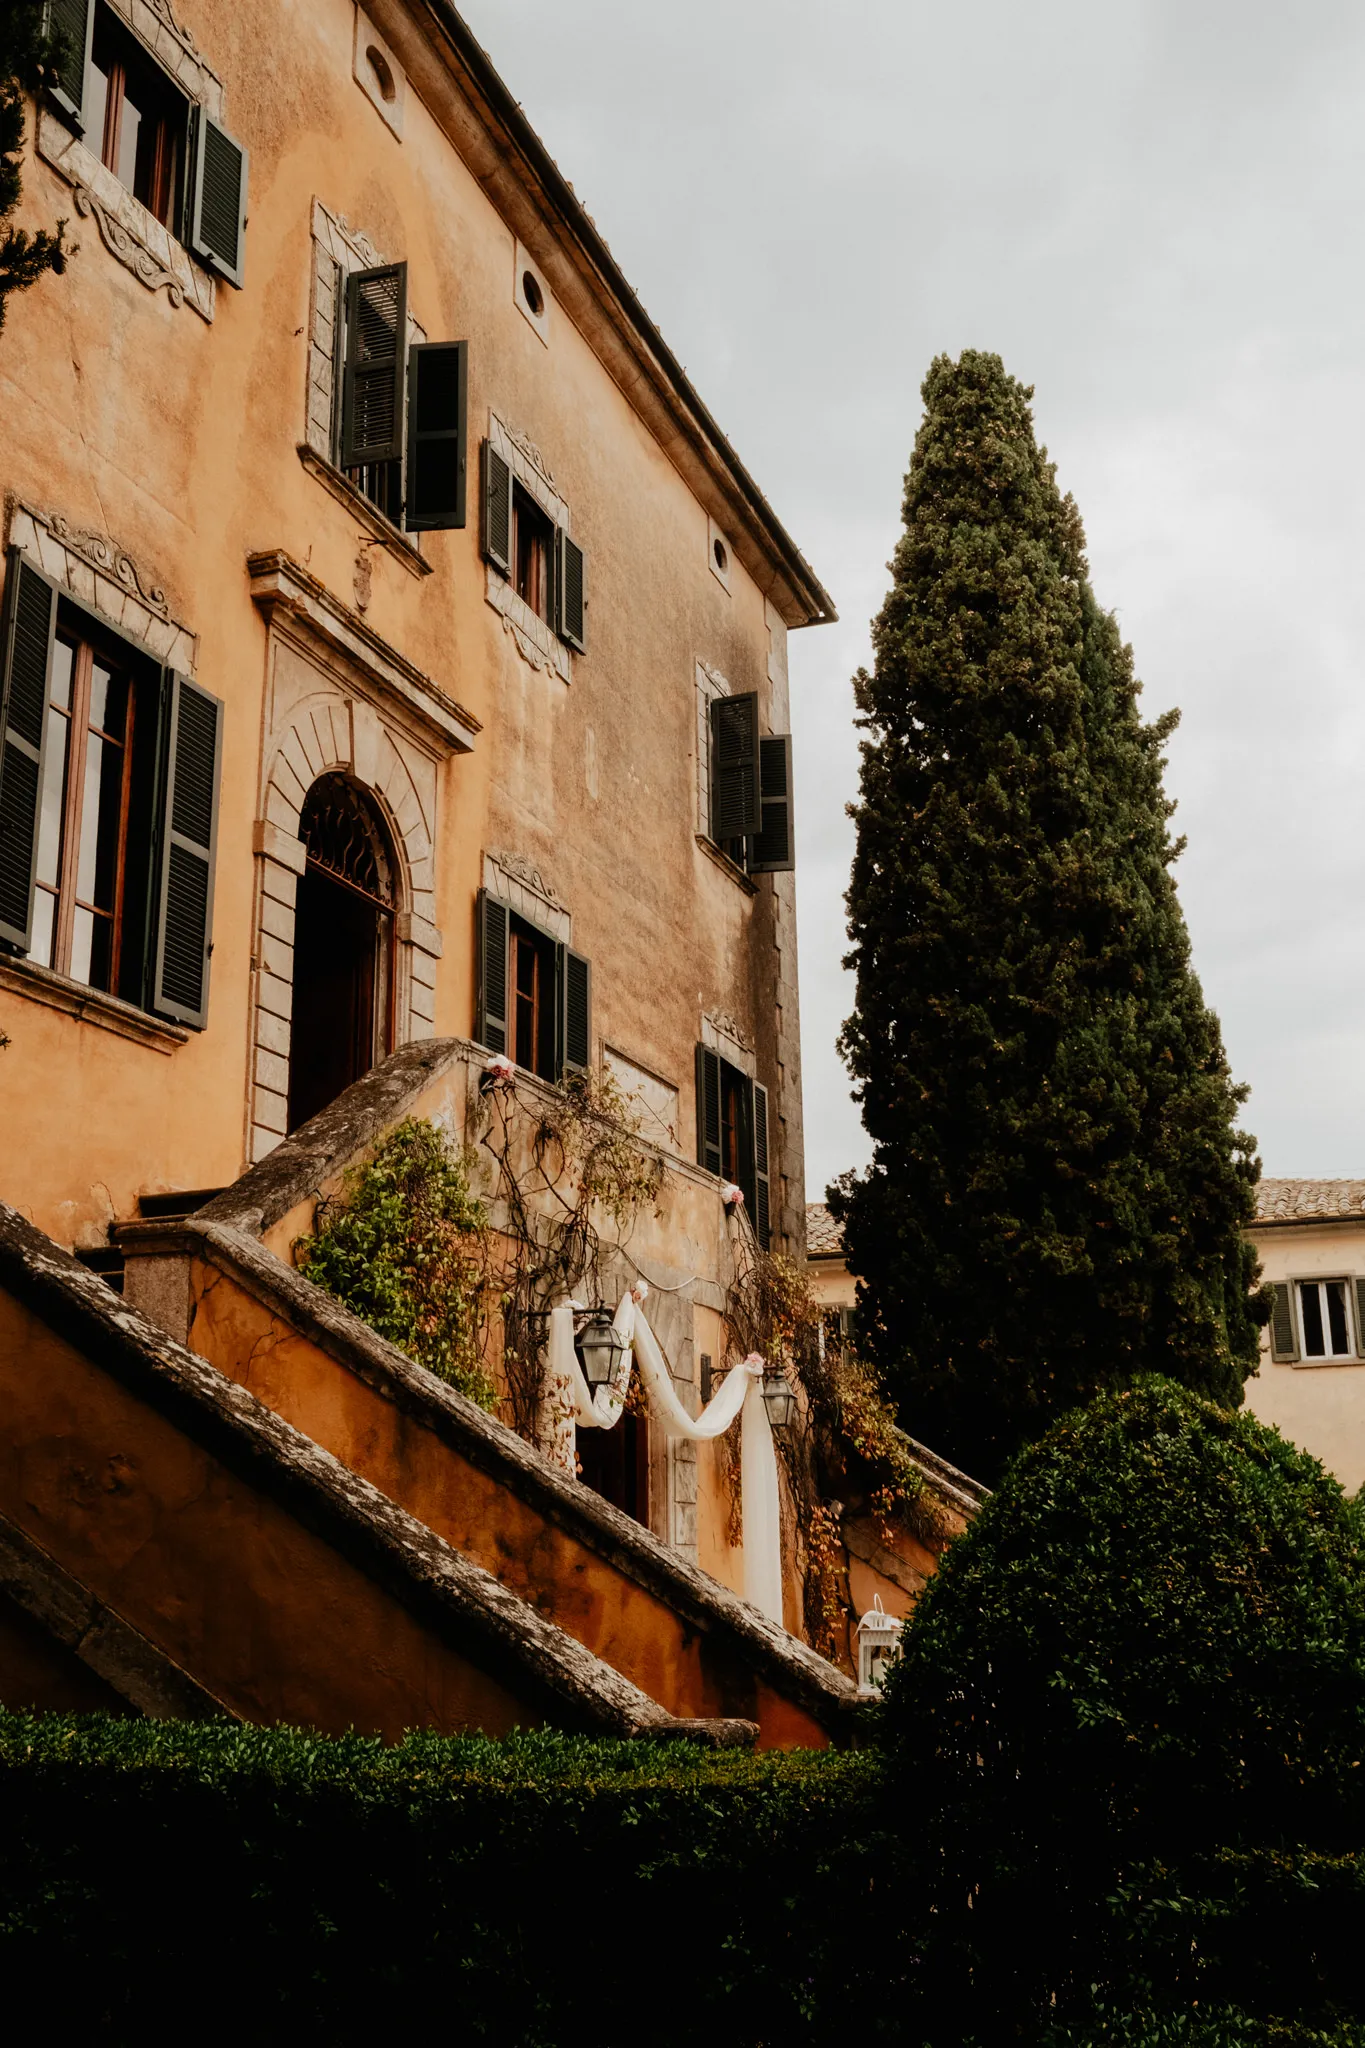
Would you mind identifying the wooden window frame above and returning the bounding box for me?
[33,629,137,993]
[512,484,554,624]
[89,4,188,231]
[509,912,557,1079]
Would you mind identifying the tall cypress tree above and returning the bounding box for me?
[832,350,1265,1481]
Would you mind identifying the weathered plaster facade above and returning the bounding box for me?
[1,0,831,1261]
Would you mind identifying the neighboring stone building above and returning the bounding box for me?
[0,1,975,1735]
[1244,1180,1365,1493]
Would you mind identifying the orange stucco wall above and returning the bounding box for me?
[0,1287,539,1736]
[185,1249,830,1747]
[1,0,809,1260]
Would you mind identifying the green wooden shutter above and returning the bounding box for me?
[695,1044,721,1177]
[0,551,57,955]
[482,443,512,574]
[709,692,761,844]
[341,264,408,468]
[1269,1283,1299,1363]
[150,673,222,1029]
[1354,1278,1365,1360]
[752,1079,771,1249]
[555,944,591,1077]
[405,341,467,531]
[45,0,93,128]
[188,111,249,289]
[556,530,586,653]
[475,888,509,1053]
[749,734,794,874]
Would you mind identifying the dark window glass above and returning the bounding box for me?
[513,488,553,622]
[29,625,143,998]
[89,6,188,230]
[508,913,557,1080]
[1301,1284,1326,1357]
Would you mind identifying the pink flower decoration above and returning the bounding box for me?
[721,1182,744,1208]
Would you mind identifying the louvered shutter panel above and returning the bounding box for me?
[556,530,586,653]
[188,111,248,289]
[1269,1283,1299,1363]
[475,888,509,1053]
[45,0,93,128]
[1354,1278,1365,1360]
[695,1045,721,1177]
[0,552,57,954]
[405,341,468,531]
[749,734,795,874]
[150,673,222,1029]
[482,443,512,575]
[556,945,591,1077]
[341,264,407,468]
[752,1079,771,1249]
[709,692,761,843]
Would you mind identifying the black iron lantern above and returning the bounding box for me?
[760,1364,797,1430]
[574,1307,628,1389]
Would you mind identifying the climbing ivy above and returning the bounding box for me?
[294,1117,495,1409]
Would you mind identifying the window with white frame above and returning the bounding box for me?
[1298,1279,1353,1360]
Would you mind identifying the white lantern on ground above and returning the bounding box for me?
[856,1595,902,1696]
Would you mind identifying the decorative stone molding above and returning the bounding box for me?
[490,412,567,527]
[702,1010,755,1076]
[503,421,558,495]
[7,501,196,672]
[247,551,477,753]
[482,851,570,944]
[305,201,426,472]
[115,0,224,111]
[483,412,573,682]
[37,110,214,322]
[245,559,473,1164]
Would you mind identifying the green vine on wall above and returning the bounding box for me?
[294,1117,496,1409]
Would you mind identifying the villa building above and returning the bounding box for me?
[0,0,971,1739]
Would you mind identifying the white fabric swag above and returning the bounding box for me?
[545,1295,785,1626]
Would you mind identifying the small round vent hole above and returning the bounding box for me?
[713,537,728,573]
[366,46,397,101]
[522,270,545,318]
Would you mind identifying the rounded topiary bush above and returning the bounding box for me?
[881,1376,1365,2036]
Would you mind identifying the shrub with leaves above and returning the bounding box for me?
[1,3,69,336]
[879,1376,1365,2040]
[294,1117,494,1408]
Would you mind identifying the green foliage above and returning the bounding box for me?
[833,349,1265,1480]
[294,1117,495,1408]
[879,1377,1365,2039]
[0,1711,901,2041]
[1,3,69,336]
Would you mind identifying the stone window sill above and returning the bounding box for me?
[296,445,432,579]
[0,955,188,1054]
[695,835,757,897]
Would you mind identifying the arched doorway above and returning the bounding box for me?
[288,774,397,1132]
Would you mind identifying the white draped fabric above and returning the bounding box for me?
[543,1296,785,1626]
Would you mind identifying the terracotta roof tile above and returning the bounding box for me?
[805,1202,845,1255]
[1253,1179,1365,1225]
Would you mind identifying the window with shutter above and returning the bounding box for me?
[708,692,761,847]
[556,531,586,653]
[475,887,509,1055]
[150,672,222,1029]
[695,1045,722,1178]
[482,443,513,576]
[0,553,57,955]
[1356,1279,1365,1362]
[1268,1283,1298,1363]
[749,733,795,875]
[556,945,591,1077]
[341,264,408,473]
[405,341,468,532]
[188,107,248,287]
[45,0,94,128]
[752,1079,771,1249]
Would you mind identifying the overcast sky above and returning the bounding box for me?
[462,0,1365,1196]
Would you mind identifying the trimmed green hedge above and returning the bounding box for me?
[0,1712,901,2041]
[880,1376,1365,2041]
